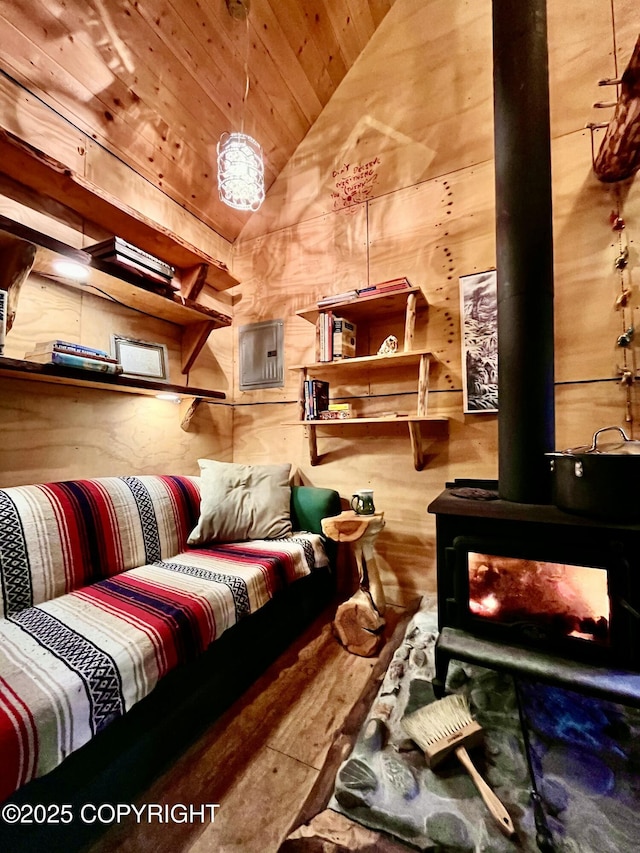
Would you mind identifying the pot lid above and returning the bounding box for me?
[562,426,640,456]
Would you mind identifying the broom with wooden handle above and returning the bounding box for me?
[402,693,517,840]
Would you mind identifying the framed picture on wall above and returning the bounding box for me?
[459,269,498,413]
[111,335,170,382]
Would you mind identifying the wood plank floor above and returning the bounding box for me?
[87,602,412,853]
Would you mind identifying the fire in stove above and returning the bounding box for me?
[468,552,610,646]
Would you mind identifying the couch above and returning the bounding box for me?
[0,471,341,851]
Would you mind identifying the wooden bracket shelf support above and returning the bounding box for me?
[181,321,216,374]
[408,422,426,471]
[307,423,319,466]
[179,263,209,302]
[301,417,448,470]
[180,397,202,431]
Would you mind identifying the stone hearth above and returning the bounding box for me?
[329,604,640,852]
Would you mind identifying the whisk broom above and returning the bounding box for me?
[402,693,516,840]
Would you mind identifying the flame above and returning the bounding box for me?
[470,593,500,617]
[468,552,610,644]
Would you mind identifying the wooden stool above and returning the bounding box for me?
[322,510,386,657]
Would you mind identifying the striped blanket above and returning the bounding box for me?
[0,476,328,802]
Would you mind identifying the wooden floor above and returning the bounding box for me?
[87,603,412,853]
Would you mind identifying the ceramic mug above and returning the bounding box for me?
[351,489,375,515]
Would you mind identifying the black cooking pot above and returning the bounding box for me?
[546,426,640,521]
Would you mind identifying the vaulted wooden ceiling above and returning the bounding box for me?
[0,0,397,243]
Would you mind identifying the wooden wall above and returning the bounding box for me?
[232,0,640,602]
[1,0,639,605]
[0,0,396,243]
[0,76,235,485]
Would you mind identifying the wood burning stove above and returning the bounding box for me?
[429,481,640,706]
[425,1,640,710]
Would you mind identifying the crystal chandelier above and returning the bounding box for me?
[218,0,265,212]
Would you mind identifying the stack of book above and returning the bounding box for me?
[318,402,352,420]
[316,277,412,311]
[317,312,334,361]
[316,289,358,310]
[84,237,176,296]
[24,341,124,375]
[355,276,412,298]
[303,379,329,420]
[316,313,357,361]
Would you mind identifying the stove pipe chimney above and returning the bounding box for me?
[493,0,555,503]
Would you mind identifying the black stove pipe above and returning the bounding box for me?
[493,0,555,503]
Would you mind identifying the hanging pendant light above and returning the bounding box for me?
[218,0,265,211]
[217,132,265,211]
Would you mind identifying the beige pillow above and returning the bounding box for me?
[187,459,292,545]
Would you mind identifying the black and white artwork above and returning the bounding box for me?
[459,269,498,413]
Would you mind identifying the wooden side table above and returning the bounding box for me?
[322,510,386,657]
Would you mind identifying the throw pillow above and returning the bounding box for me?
[187,459,292,545]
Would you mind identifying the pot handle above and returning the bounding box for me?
[588,425,631,452]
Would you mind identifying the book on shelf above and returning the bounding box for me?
[356,277,412,297]
[25,350,124,374]
[332,317,356,359]
[316,313,357,361]
[92,255,178,296]
[318,409,352,420]
[317,311,334,362]
[319,402,353,420]
[98,253,175,286]
[86,238,177,296]
[0,290,6,356]
[303,379,329,420]
[316,289,358,309]
[30,340,112,359]
[85,236,175,280]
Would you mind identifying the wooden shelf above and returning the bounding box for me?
[284,415,448,470]
[289,349,435,372]
[0,127,239,292]
[32,244,231,330]
[0,356,225,400]
[296,287,428,325]
[289,285,448,470]
[0,215,232,374]
[284,415,448,425]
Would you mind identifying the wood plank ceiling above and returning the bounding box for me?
[0,0,397,243]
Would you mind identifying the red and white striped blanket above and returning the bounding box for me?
[0,476,328,802]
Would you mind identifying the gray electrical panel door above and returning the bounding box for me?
[238,319,284,390]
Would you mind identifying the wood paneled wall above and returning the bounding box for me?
[0,0,396,242]
[1,0,639,602]
[0,76,235,485]
[0,257,234,484]
[0,73,234,266]
[0,378,232,486]
[232,0,640,601]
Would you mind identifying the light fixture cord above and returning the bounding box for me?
[241,15,250,134]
